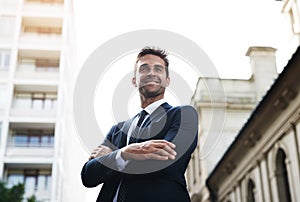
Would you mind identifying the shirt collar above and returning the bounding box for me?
[142,99,166,115]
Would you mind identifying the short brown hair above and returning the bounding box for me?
[135,46,169,77]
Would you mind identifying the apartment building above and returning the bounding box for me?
[0,0,87,201]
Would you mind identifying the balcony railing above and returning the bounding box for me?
[10,92,57,118]
[6,146,54,157]
[19,33,61,50]
[16,62,59,81]
[7,141,53,148]
[22,1,63,18]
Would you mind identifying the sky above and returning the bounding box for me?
[74,0,291,80]
[73,0,292,129]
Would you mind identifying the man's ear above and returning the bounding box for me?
[166,77,170,86]
[132,77,137,87]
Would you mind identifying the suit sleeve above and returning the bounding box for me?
[81,125,121,187]
[165,105,198,158]
[123,105,198,174]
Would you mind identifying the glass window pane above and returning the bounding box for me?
[52,99,57,109]
[32,99,43,109]
[14,97,31,108]
[7,174,23,187]
[46,175,51,190]
[4,53,10,67]
[44,99,52,109]
[25,176,36,196]
[29,136,39,146]
[50,136,54,145]
[41,136,50,147]
[0,85,7,108]
[37,175,45,191]
[14,135,28,146]
[0,49,10,69]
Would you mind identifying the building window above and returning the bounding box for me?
[7,168,51,199]
[0,15,15,37]
[0,49,10,70]
[35,58,59,72]
[25,0,64,4]
[10,129,54,147]
[0,84,7,108]
[24,26,62,35]
[276,149,292,202]
[19,58,60,72]
[247,179,256,202]
[13,92,57,110]
[0,122,2,144]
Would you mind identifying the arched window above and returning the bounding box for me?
[276,148,292,202]
[247,179,255,202]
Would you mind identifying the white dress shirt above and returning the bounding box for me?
[113,99,166,202]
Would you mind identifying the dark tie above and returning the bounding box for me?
[128,110,148,144]
[117,110,148,202]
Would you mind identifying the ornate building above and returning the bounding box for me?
[187,0,300,201]
[207,45,300,202]
[187,47,279,201]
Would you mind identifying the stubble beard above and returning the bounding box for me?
[139,85,165,99]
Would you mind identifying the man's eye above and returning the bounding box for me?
[139,66,149,72]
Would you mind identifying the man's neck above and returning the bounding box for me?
[140,94,164,108]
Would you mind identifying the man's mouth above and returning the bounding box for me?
[142,80,160,85]
[145,81,159,84]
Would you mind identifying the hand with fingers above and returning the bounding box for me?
[120,139,177,161]
[89,145,113,160]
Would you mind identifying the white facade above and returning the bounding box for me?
[206,46,300,202]
[187,47,278,201]
[187,1,300,201]
[0,0,89,201]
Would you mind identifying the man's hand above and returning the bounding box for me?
[120,140,177,161]
[89,145,112,160]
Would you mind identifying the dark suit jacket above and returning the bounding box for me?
[81,103,198,202]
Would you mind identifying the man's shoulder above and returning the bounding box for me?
[168,105,197,113]
[166,105,198,120]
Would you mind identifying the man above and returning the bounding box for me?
[81,47,198,202]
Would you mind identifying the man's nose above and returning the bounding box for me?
[147,67,156,76]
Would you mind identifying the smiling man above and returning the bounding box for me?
[81,47,198,202]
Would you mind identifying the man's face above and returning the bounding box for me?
[133,54,170,98]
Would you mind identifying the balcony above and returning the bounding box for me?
[23,0,63,18]
[5,164,52,202]
[10,85,57,119]
[19,17,62,51]
[6,123,54,157]
[19,33,62,51]
[16,57,59,82]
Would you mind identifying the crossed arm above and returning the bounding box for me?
[81,106,198,187]
[89,139,177,161]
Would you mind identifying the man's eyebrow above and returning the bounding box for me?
[139,64,165,69]
[154,64,164,68]
[139,64,149,67]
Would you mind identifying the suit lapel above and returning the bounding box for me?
[119,118,135,147]
[138,102,172,141]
